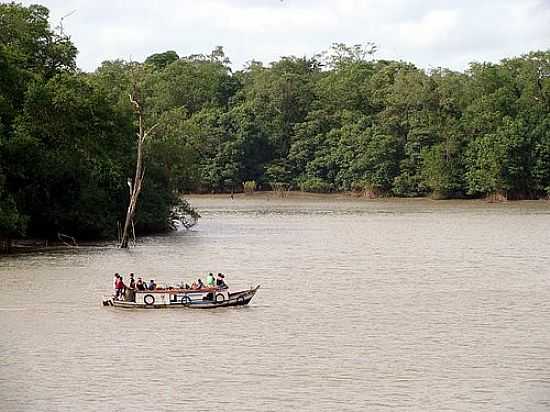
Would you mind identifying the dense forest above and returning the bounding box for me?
[1,3,549,244]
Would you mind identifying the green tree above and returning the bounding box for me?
[149,47,238,115]
[145,50,179,70]
[7,73,130,238]
[0,170,27,241]
[0,3,76,131]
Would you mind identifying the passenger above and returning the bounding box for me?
[184,283,190,289]
[216,273,228,289]
[191,280,198,290]
[120,276,126,295]
[197,278,205,289]
[136,277,146,291]
[113,273,120,297]
[115,275,125,300]
[148,279,156,290]
[124,275,136,302]
[206,273,215,287]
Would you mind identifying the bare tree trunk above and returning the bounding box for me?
[131,219,136,247]
[120,92,157,248]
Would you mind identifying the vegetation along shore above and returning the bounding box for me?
[0,3,549,250]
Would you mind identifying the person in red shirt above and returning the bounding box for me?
[113,273,120,298]
[115,275,125,300]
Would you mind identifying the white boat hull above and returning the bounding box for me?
[102,285,260,309]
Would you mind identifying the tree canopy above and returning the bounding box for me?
[1,3,549,243]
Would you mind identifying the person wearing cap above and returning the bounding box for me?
[206,273,215,287]
[216,273,228,289]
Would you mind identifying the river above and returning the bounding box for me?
[1,195,550,411]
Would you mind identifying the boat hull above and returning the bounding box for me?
[102,285,260,309]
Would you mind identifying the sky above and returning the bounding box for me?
[20,0,550,72]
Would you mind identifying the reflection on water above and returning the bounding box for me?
[1,196,550,411]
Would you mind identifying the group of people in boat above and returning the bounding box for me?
[112,272,228,300]
[186,272,228,290]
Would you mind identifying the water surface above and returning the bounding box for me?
[1,196,550,411]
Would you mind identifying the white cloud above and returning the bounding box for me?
[18,0,550,72]
[399,10,458,48]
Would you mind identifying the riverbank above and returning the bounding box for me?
[0,238,117,255]
[186,190,550,204]
[185,191,550,221]
[2,192,548,255]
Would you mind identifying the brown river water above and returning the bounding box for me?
[1,194,550,411]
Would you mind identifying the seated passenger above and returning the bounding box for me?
[197,278,205,289]
[136,277,146,291]
[216,273,228,289]
[148,279,156,290]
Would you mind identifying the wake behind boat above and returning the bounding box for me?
[102,285,260,309]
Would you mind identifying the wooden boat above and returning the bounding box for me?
[102,285,260,309]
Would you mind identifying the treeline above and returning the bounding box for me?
[139,45,549,199]
[1,3,549,243]
[111,44,550,201]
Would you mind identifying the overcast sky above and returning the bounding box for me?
[21,0,550,72]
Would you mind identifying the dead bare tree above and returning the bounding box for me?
[119,86,158,248]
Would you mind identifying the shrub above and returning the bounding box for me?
[243,180,256,194]
[271,182,290,197]
[351,180,381,198]
[299,178,332,193]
